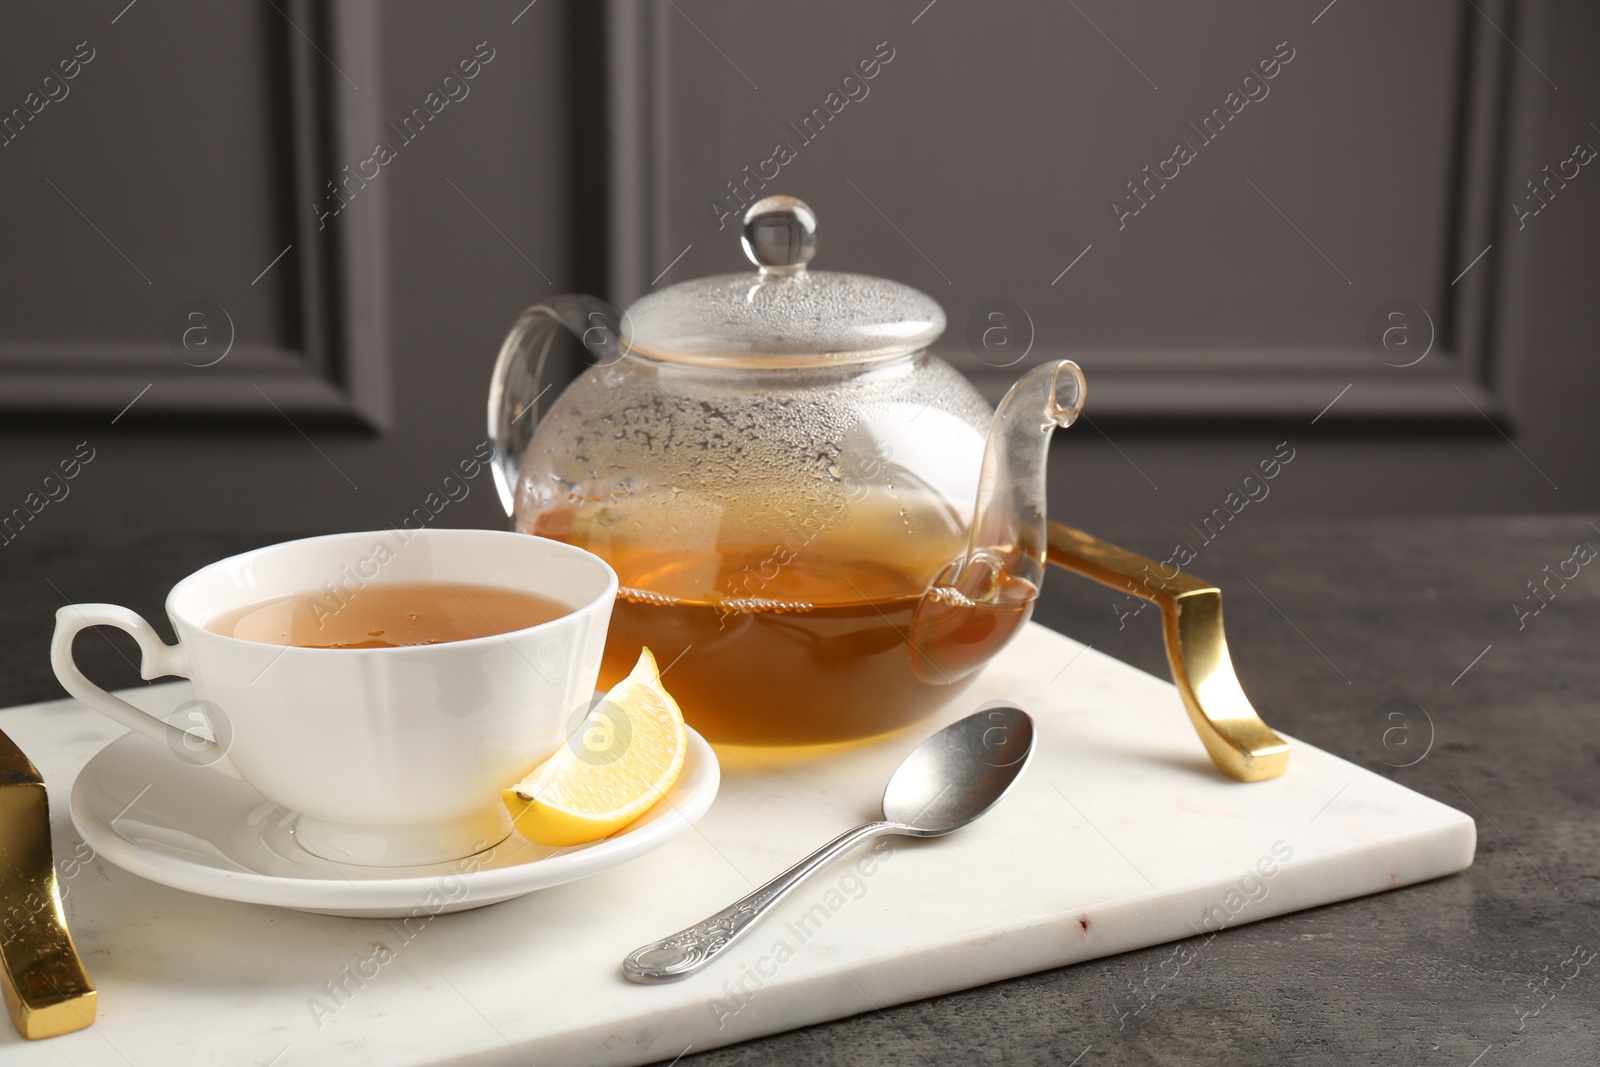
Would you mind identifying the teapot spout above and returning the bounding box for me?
[910,360,1085,683]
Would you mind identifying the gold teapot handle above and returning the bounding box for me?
[1045,521,1290,783]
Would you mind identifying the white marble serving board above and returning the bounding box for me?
[2,623,1473,1066]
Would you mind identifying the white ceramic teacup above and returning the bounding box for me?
[51,529,616,867]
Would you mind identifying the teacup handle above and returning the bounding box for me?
[50,604,241,779]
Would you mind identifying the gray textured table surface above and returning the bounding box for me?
[3,517,1596,1066]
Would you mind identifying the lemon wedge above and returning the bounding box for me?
[504,647,688,846]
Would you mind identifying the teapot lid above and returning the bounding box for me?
[620,196,946,368]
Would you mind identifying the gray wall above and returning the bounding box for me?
[0,1,1596,552]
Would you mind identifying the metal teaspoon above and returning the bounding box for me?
[622,704,1036,983]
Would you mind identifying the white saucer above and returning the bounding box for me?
[70,728,720,918]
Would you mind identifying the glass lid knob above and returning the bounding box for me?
[741,195,817,274]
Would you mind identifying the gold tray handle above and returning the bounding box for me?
[1045,521,1290,783]
[0,727,96,1039]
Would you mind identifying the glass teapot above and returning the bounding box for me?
[488,196,1083,747]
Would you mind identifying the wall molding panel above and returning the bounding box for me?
[0,0,390,427]
[600,0,1525,425]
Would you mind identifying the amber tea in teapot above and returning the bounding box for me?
[534,514,1037,747]
[490,196,1082,747]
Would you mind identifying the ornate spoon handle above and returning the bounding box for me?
[623,820,903,983]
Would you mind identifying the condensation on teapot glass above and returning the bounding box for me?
[619,196,943,366]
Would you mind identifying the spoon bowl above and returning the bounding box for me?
[883,705,1035,834]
